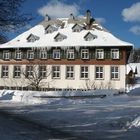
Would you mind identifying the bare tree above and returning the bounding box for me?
[0,0,32,42]
[22,65,52,91]
[84,79,96,90]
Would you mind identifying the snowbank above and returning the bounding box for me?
[0,89,118,104]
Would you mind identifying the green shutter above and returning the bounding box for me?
[48,49,52,59]
[105,49,110,59]
[11,50,15,59]
[119,50,123,59]
[75,50,80,59]
[61,49,65,59]
[23,50,27,59]
[0,51,2,59]
[91,49,95,59]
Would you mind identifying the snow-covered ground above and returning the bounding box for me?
[0,63,140,139]
[1,89,140,139]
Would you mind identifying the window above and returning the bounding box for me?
[54,33,67,42]
[27,50,34,59]
[72,24,82,32]
[39,65,46,78]
[81,49,89,59]
[73,28,82,32]
[111,66,119,79]
[46,30,53,34]
[40,50,47,59]
[95,66,104,79]
[52,66,60,79]
[27,34,40,42]
[66,66,74,79]
[53,49,60,59]
[67,49,74,59]
[14,66,21,78]
[111,49,119,59]
[1,66,9,78]
[80,66,89,79]
[26,66,33,78]
[96,49,104,59]
[15,50,22,60]
[84,32,97,41]
[3,51,10,60]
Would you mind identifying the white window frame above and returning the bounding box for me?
[81,49,89,59]
[111,66,119,80]
[111,49,119,59]
[53,49,60,59]
[95,66,104,79]
[73,28,81,32]
[80,66,89,79]
[40,50,47,59]
[96,49,104,59]
[26,65,33,78]
[1,65,9,78]
[14,66,21,78]
[52,66,60,79]
[27,50,34,59]
[67,49,75,59]
[3,50,10,60]
[15,50,22,60]
[66,66,74,79]
[39,65,46,78]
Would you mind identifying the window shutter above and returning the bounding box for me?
[34,50,37,59]
[61,49,65,59]
[91,49,95,59]
[75,50,80,59]
[11,51,15,59]
[23,50,27,59]
[105,49,110,59]
[48,49,52,59]
[119,50,123,59]
[0,51,2,59]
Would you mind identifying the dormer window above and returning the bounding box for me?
[96,49,104,59]
[53,49,60,59]
[15,50,22,60]
[26,34,40,42]
[27,50,34,59]
[45,25,56,34]
[81,49,89,59]
[67,49,75,59]
[40,50,47,59]
[3,50,10,60]
[72,24,83,32]
[111,49,119,59]
[84,32,97,41]
[54,33,67,42]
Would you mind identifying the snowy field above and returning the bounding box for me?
[0,88,140,139]
[0,63,140,140]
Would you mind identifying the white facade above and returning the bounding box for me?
[0,64,126,91]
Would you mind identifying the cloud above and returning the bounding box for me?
[38,0,80,18]
[95,18,106,24]
[129,25,140,35]
[122,2,140,22]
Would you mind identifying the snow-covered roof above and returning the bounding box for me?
[0,16,133,49]
[126,64,137,74]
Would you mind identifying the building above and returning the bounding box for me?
[0,10,133,91]
[126,64,137,85]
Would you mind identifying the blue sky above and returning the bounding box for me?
[8,0,140,48]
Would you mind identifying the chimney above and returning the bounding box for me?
[86,10,91,29]
[69,13,75,20]
[45,14,50,21]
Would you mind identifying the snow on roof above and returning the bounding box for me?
[0,18,133,49]
[126,64,137,74]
